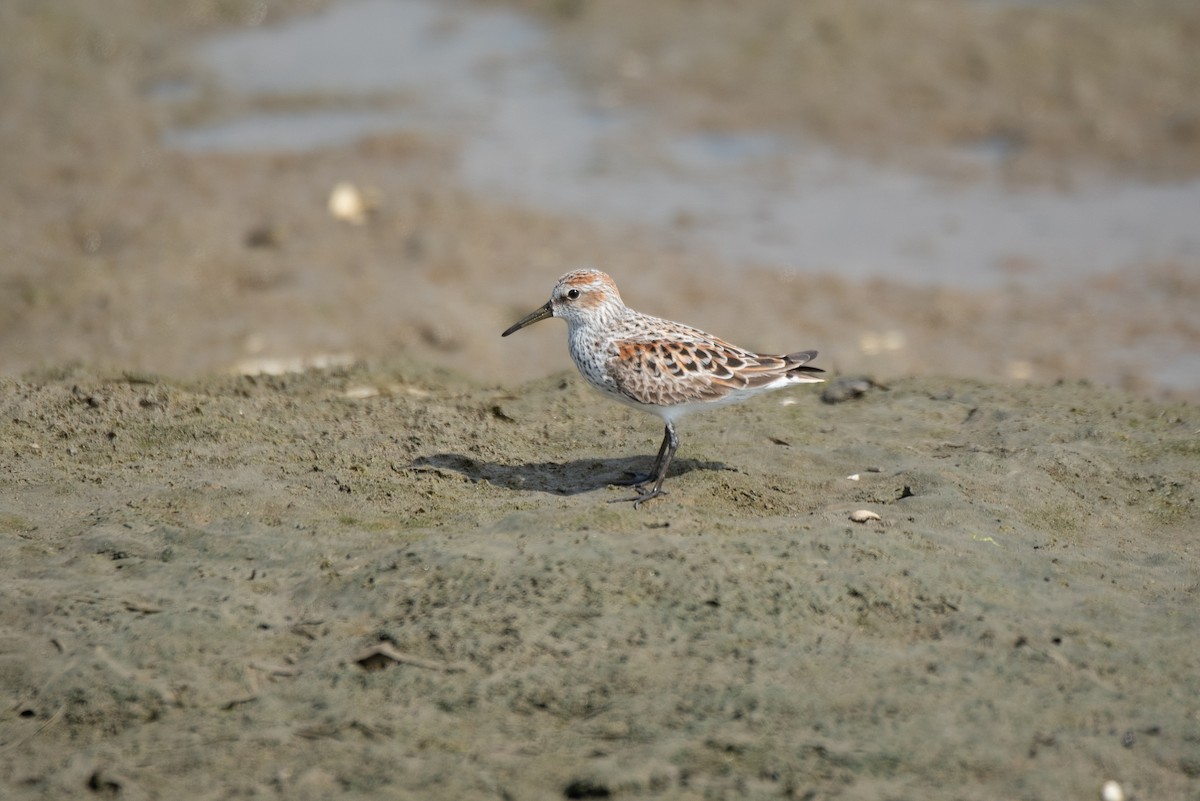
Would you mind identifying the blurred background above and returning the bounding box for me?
[2,0,1198,396]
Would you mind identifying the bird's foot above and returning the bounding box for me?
[608,486,668,509]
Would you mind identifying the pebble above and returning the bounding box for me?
[849,509,881,523]
[821,376,880,404]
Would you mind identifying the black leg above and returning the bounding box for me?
[610,422,677,508]
[610,425,671,489]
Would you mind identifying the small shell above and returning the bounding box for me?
[849,509,881,523]
[328,181,378,225]
[1101,780,1125,801]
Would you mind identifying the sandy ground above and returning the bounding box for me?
[1,1,1199,799]
[2,366,1197,799]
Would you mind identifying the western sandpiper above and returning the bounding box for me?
[502,269,824,507]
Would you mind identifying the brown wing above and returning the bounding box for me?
[607,335,815,407]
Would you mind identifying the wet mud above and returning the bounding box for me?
[2,365,1197,799]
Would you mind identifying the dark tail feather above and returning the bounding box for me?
[785,350,824,375]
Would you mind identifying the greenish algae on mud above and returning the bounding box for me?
[0,363,1196,799]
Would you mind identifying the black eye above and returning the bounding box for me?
[566,289,580,300]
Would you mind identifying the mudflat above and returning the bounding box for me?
[2,365,1197,798]
[1,2,1198,799]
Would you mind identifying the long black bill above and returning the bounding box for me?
[501,301,553,337]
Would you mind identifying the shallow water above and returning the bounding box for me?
[166,0,1200,291]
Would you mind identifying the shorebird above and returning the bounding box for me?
[503,269,824,507]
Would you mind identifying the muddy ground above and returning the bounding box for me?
[1,366,1197,799]
[1,1,1198,799]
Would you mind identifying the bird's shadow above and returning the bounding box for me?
[409,453,731,496]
